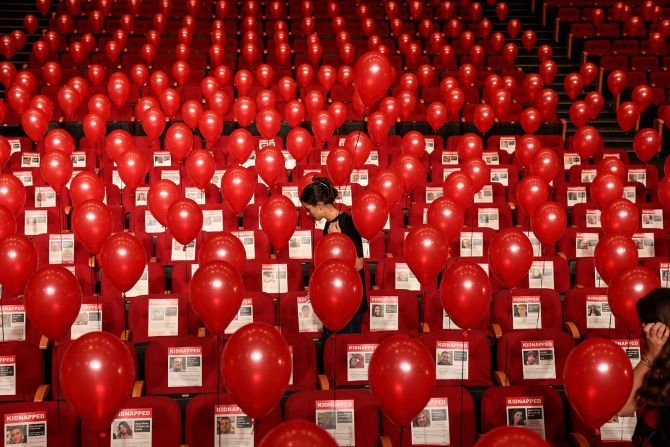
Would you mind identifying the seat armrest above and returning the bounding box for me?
[120,330,130,342]
[198,327,207,337]
[493,371,510,386]
[132,380,145,398]
[39,336,49,350]
[564,321,581,339]
[379,436,393,447]
[421,322,430,333]
[491,323,502,339]
[33,384,50,402]
[317,374,330,391]
[569,432,591,447]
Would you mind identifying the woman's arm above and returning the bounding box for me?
[355,257,364,271]
[618,322,670,416]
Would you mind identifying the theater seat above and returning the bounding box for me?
[0,342,44,403]
[0,401,78,446]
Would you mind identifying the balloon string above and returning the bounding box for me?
[399,425,405,447]
[459,330,466,447]
[217,334,221,406]
[93,263,101,332]
[331,332,337,403]
[122,292,128,333]
[0,295,5,342]
[55,343,62,437]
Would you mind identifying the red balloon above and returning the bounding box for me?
[43,128,74,155]
[633,128,661,162]
[181,100,203,129]
[159,88,181,118]
[536,88,558,121]
[372,169,403,208]
[69,171,104,206]
[82,113,105,144]
[369,336,435,427]
[39,149,72,193]
[0,205,15,239]
[516,176,549,216]
[61,332,135,430]
[190,259,244,335]
[443,172,474,209]
[427,198,464,243]
[184,149,214,190]
[0,234,37,295]
[89,94,111,121]
[222,323,291,418]
[564,339,634,429]
[457,134,484,162]
[353,51,393,107]
[563,73,584,100]
[71,200,113,254]
[607,70,627,96]
[312,110,335,144]
[659,176,670,213]
[222,167,255,214]
[326,148,353,186]
[309,259,363,331]
[597,157,626,181]
[590,174,623,210]
[368,111,391,144]
[489,228,534,288]
[142,108,166,140]
[474,104,494,133]
[572,126,601,158]
[352,190,388,240]
[260,194,297,250]
[569,101,591,128]
[616,101,639,133]
[117,150,147,190]
[463,159,490,194]
[260,421,338,447]
[0,137,8,169]
[21,108,49,142]
[631,85,653,113]
[227,128,254,164]
[609,267,661,333]
[233,96,256,128]
[393,154,422,193]
[165,122,193,162]
[345,131,373,169]
[145,180,179,228]
[42,61,62,86]
[594,234,638,284]
[166,199,203,245]
[404,224,448,286]
[426,102,447,131]
[530,148,560,183]
[476,427,549,447]
[441,261,491,329]
[580,62,598,86]
[539,60,557,84]
[284,100,305,128]
[99,232,147,293]
[25,265,81,340]
[444,87,465,117]
[0,174,25,216]
[516,135,542,169]
[531,202,567,246]
[492,89,511,118]
[107,72,130,108]
[256,109,281,140]
[601,198,639,237]
[58,86,81,119]
[198,110,223,144]
[256,146,286,188]
[314,233,357,268]
[285,127,312,162]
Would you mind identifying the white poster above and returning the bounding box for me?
[235,231,256,260]
[134,188,149,208]
[441,152,458,165]
[48,234,75,264]
[71,303,102,340]
[153,151,172,167]
[641,209,663,229]
[21,153,40,167]
[334,187,352,206]
[499,137,516,153]
[442,310,463,331]
[478,208,499,230]
[483,152,500,165]
[613,339,641,368]
[585,295,614,329]
[523,231,542,257]
[505,396,545,438]
[315,400,355,447]
[521,340,555,380]
[631,233,655,258]
[436,341,469,380]
[627,168,647,186]
[395,263,420,291]
[297,295,323,333]
[214,404,254,446]
[0,356,15,396]
[346,344,377,382]
[563,153,581,170]
[4,412,47,446]
[34,187,56,208]
[261,264,288,294]
[460,232,483,257]
[350,169,369,186]
[661,262,670,288]
[7,140,21,155]
[225,298,253,335]
[282,186,300,207]
[512,296,541,329]
[528,261,554,289]
[160,170,180,185]
[580,169,596,183]
[202,210,224,232]
[167,346,202,388]
[71,152,87,169]
[147,298,179,337]
[585,209,601,228]
[171,239,196,262]
[473,185,493,204]
[575,232,598,258]
[425,187,443,204]
[112,170,125,189]
[211,170,225,187]
[622,186,636,203]
[144,210,163,233]
[567,186,587,207]
[424,138,435,154]
[600,413,636,442]
[288,231,312,260]
[368,296,398,332]
[13,171,33,187]
[24,210,47,236]
[111,408,152,446]
[0,306,26,342]
[126,266,149,298]
[490,168,508,186]
[411,398,450,446]
[185,188,205,205]
[594,267,608,288]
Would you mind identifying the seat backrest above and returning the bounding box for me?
[283,334,317,392]
[481,385,566,443]
[323,332,391,387]
[144,336,220,396]
[496,329,576,386]
[491,289,563,334]
[185,393,282,447]
[284,389,380,447]
[422,289,492,333]
[381,387,477,447]
[0,401,78,446]
[0,342,43,403]
[362,289,420,333]
[80,396,181,447]
[127,294,201,344]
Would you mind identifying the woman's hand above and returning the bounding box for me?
[328,221,341,233]
[643,322,670,361]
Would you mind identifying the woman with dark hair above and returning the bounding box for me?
[300,177,366,333]
[618,288,670,446]
[114,421,133,439]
